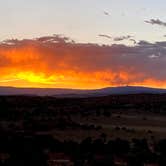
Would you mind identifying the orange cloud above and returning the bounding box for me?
[0,35,166,89]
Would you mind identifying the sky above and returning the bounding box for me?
[0,0,166,89]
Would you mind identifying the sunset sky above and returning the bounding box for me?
[0,0,166,89]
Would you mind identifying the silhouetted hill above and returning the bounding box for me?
[92,86,166,95]
[0,86,166,97]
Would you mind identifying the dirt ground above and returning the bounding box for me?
[50,113,166,142]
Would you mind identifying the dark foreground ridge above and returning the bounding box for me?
[0,94,166,165]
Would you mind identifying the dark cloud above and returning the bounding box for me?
[98,34,112,39]
[98,34,135,43]
[145,19,166,27]
[103,11,110,16]
[114,35,133,41]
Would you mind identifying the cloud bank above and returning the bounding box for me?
[0,35,166,89]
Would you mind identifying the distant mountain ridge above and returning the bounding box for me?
[0,86,166,97]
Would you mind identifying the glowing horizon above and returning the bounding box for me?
[0,35,166,89]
